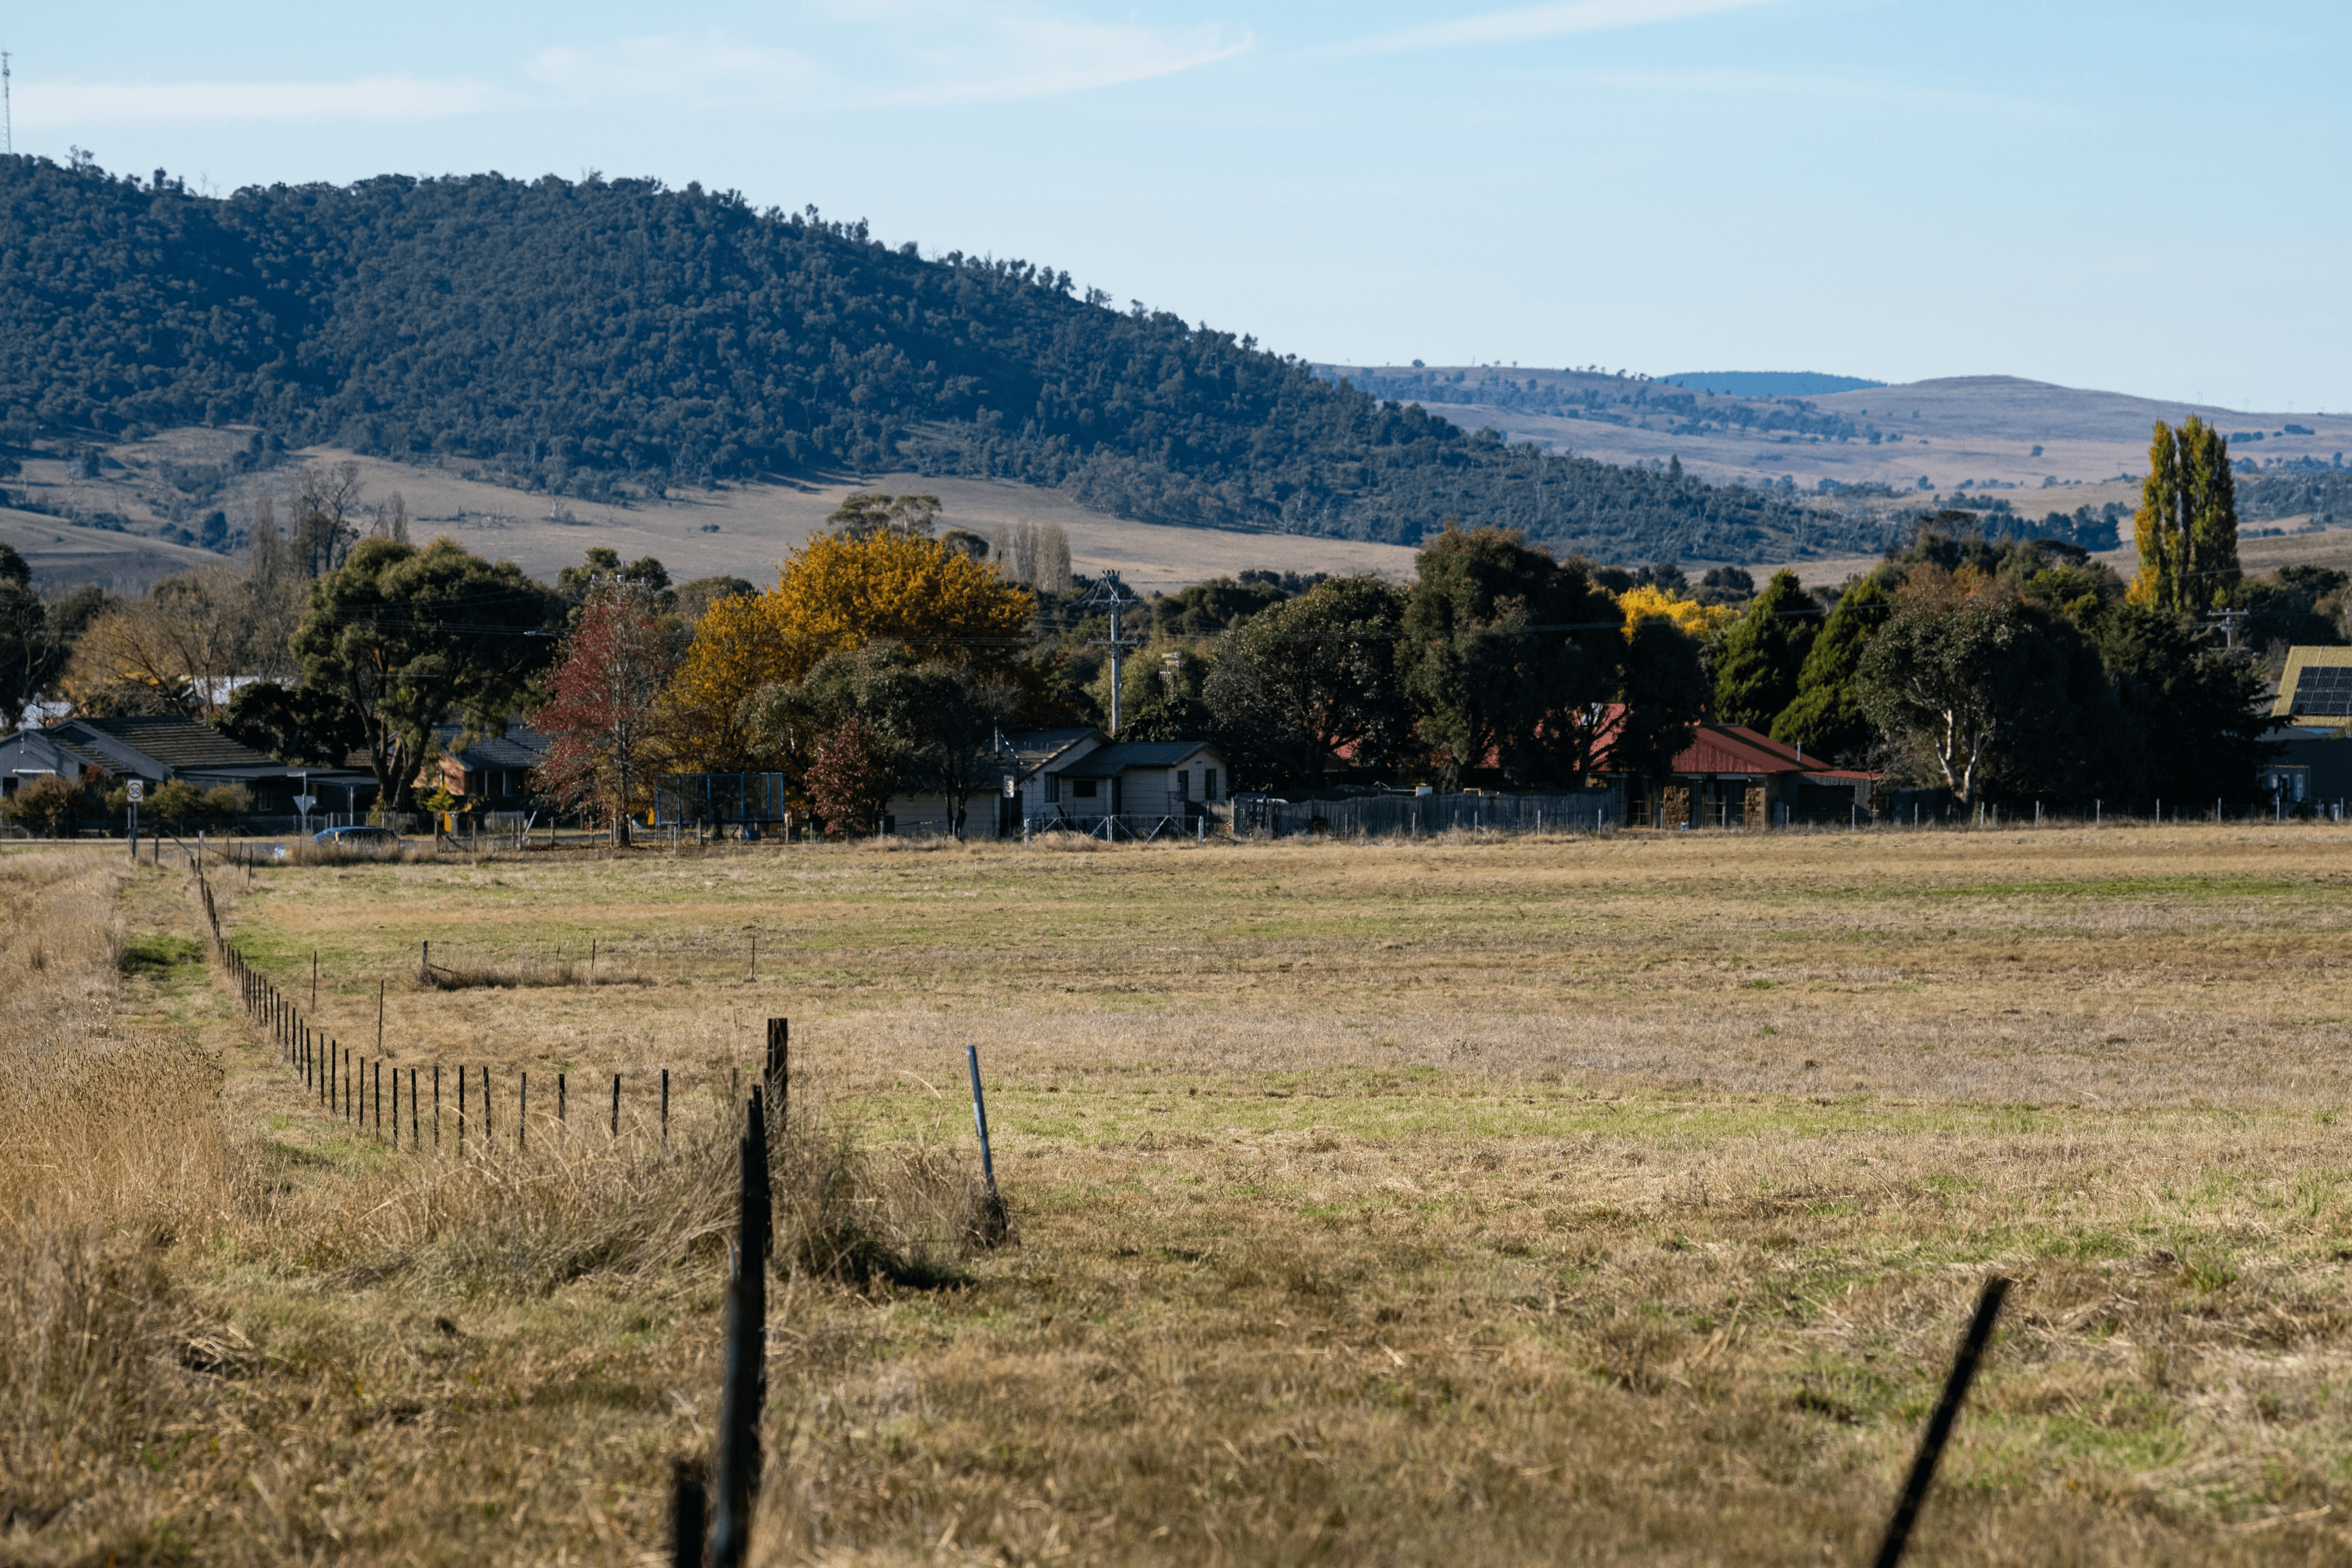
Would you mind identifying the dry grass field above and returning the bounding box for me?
[11,824,2352,1564]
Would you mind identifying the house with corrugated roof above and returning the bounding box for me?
[0,715,371,813]
[881,727,1231,838]
[2260,647,2352,813]
[1613,722,1877,829]
[417,722,552,818]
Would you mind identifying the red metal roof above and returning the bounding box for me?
[1618,719,1877,780]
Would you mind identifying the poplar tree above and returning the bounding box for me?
[2130,416,2241,612]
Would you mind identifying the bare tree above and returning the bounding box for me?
[292,462,365,578]
[369,489,411,545]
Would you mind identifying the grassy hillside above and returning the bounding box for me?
[0,157,1873,563]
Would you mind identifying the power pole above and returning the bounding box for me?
[1080,571,1143,734]
[5,53,13,157]
[2203,606,2246,652]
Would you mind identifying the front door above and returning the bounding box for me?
[1110,776,1123,816]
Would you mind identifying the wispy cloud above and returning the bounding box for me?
[1344,0,1789,55]
[877,13,1251,107]
[527,8,1248,111]
[16,4,1248,133]
[17,76,502,126]
[1569,67,2086,123]
[524,36,827,104]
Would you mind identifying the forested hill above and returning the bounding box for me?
[0,157,1868,561]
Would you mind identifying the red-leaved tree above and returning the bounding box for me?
[805,717,894,837]
[535,586,676,844]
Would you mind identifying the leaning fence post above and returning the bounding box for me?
[709,1088,770,1568]
[559,1071,567,1128]
[458,1064,467,1148]
[1873,1277,2010,1568]
[965,1043,1009,1239]
[520,1071,528,1149]
[482,1065,491,1145]
[661,1067,670,1150]
[611,1073,621,1138]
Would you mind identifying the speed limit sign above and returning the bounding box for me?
[126,778,144,803]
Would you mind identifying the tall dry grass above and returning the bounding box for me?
[0,854,238,1548]
[0,851,995,1562]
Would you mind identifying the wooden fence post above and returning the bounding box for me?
[458,1064,466,1148]
[766,1017,788,1137]
[520,1071,527,1149]
[482,1065,491,1145]
[611,1073,621,1139]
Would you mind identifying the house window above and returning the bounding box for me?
[1175,769,1189,800]
[1204,768,1218,801]
[1046,775,1060,803]
[1073,778,1098,799]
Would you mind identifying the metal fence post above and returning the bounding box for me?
[1874,1278,2010,1567]
[709,1088,770,1568]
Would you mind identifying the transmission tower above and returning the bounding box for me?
[1079,571,1144,734]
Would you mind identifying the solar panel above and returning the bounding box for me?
[2291,664,2352,717]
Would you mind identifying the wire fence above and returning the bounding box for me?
[194,859,764,1153]
[1232,788,1621,840]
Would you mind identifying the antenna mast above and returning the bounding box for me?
[4,53,13,157]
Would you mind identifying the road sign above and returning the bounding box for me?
[293,794,317,813]
[126,778,143,803]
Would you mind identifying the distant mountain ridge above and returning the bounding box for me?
[0,157,1893,564]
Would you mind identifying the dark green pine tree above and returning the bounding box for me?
[1769,577,1889,763]
[1711,568,1823,729]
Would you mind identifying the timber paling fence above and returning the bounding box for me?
[196,859,1999,1565]
[1234,788,1621,840]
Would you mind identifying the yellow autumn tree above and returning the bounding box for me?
[1613,584,1736,643]
[769,529,1033,676]
[665,530,1033,771]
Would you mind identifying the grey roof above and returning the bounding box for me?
[1000,728,1100,772]
[1056,739,1225,778]
[432,722,553,769]
[55,717,281,777]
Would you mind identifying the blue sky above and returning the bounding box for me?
[10,2,2348,412]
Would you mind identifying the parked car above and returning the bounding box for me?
[311,825,400,848]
